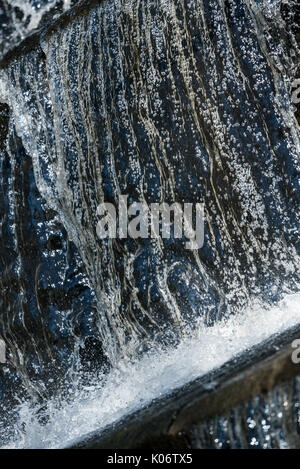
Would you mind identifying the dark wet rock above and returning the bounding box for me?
[0,102,107,424]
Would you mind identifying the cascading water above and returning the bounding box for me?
[0,0,299,449]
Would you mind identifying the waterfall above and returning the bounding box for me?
[0,0,299,449]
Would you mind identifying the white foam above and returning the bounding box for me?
[2,291,300,449]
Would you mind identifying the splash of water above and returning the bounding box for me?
[0,291,299,449]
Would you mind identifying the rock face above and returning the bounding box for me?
[0,0,299,447]
[0,100,105,432]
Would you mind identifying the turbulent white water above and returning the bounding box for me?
[1,291,299,449]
